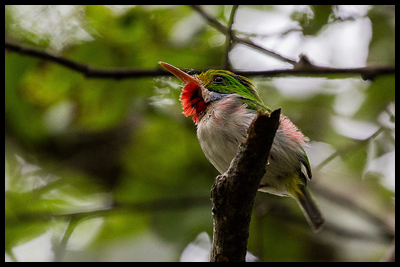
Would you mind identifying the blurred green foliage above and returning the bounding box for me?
[5,5,395,262]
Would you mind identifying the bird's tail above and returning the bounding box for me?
[295,185,325,232]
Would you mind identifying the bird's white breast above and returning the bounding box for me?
[196,94,306,197]
[197,95,255,174]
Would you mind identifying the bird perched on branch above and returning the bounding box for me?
[159,62,324,232]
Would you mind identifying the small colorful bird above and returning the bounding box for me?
[159,62,324,232]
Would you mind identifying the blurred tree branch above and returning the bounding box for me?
[313,126,386,174]
[210,108,280,262]
[4,195,211,225]
[5,40,395,80]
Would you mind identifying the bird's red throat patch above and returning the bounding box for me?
[180,82,207,124]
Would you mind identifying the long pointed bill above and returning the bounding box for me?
[159,62,198,85]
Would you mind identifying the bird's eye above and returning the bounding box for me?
[212,76,226,84]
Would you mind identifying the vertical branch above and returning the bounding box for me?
[223,5,239,70]
[210,108,281,262]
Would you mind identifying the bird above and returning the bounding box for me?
[159,61,324,232]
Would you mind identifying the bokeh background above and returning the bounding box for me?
[5,5,395,262]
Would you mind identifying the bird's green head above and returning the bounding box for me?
[159,62,267,123]
[196,69,263,103]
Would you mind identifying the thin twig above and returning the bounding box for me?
[54,217,80,262]
[233,37,298,65]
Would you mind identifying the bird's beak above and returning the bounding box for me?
[159,62,198,85]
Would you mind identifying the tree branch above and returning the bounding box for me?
[5,40,394,80]
[5,40,166,79]
[210,108,281,262]
[235,65,395,81]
